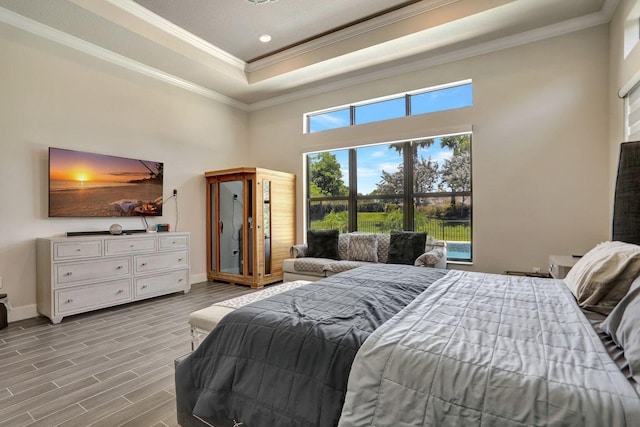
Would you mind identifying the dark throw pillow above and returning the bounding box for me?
[306,229,340,260]
[387,231,427,265]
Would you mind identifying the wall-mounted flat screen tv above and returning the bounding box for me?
[49,147,164,217]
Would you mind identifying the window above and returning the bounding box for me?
[355,98,406,125]
[625,84,640,141]
[307,108,351,133]
[305,80,472,134]
[306,133,472,261]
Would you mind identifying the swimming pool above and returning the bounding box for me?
[447,241,471,261]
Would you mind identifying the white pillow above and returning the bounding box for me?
[564,241,640,314]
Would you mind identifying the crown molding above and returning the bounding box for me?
[246,0,457,72]
[602,0,621,21]
[0,0,619,112]
[104,0,247,70]
[248,5,613,111]
[0,6,249,111]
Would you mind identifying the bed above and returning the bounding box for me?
[175,248,640,427]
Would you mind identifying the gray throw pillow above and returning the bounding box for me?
[387,231,427,265]
[347,233,378,262]
[306,229,339,260]
[600,275,640,382]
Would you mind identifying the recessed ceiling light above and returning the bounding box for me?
[259,34,272,43]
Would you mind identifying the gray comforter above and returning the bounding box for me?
[175,264,446,427]
[338,270,640,426]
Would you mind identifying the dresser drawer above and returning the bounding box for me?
[158,234,189,251]
[55,279,132,315]
[53,240,102,260]
[135,250,188,273]
[135,270,188,298]
[105,237,156,255]
[55,257,130,287]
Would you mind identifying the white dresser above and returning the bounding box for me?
[36,232,190,323]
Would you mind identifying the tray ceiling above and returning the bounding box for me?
[0,0,613,108]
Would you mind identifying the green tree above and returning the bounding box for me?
[323,210,348,232]
[438,134,470,156]
[375,156,439,195]
[388,138,435,163]
[383,208,403,232]
[375,167,404,195]
[440,151,470,192]
[310,152,347,196]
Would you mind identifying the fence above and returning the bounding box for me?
[312,218,471,242]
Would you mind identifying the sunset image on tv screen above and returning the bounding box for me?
[49,148,164,217]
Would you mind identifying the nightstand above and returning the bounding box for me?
[549,255,579,279]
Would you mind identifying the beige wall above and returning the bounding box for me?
[609,0,640,214]
[0,19,615,321]
[248,26,610,275]
[0,27,249,321]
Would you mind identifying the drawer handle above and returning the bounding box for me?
[117,289,124,294]
[66,298,74,303]
[178,278,183,282]
[178,258,183,262]
[116,265,123,270]
[65,272,73,276]
[130,244,135,248]
[76,249,82,252]
[141,285,148,289]
[140,262,147,267]
[172,241,176,245]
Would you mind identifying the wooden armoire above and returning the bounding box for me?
[205,167,296,288]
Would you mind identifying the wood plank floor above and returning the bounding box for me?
[0,281,264,427]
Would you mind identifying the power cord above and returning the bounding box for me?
[165,189,179,231]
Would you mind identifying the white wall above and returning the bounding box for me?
[609,0,640,213]
[248,26,610,275]
[0,27,249,321]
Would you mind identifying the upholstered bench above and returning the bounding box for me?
[189,280,311,349]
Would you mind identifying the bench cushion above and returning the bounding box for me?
[189,280,312,333]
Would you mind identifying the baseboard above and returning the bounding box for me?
[7,276,207,322]
[8,304,39,322]
[190,273,208,284]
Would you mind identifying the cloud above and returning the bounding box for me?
[430,151,452,164]
[379,162,401,173]
[310,114,349,129]
[370,149,388,158]
[356,167,382,177]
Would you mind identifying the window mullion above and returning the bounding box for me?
[404,141,413,231]
[348,149,357,232]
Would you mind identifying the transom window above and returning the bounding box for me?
[305,80,472,134]
[306,133,472,261]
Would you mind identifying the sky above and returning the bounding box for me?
[328,139,455,195]
[49,148,161,183]
[308,82,472,133]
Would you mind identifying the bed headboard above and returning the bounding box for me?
[613,141,640,245]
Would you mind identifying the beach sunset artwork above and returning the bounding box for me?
[49,148,164,217]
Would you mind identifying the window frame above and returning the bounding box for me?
[305,133,473,262]
[304,80,472,134]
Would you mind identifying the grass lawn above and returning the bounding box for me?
[311,211,470,241]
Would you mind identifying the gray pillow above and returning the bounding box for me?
[347,233,378,262]
[600,275,640,382]
[387,231,427,265]
[306,229,339,260]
